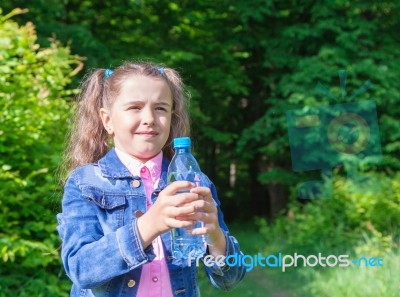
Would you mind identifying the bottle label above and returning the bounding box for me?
[168,171,201,187]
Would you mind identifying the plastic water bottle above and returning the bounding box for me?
[167,137,206,260]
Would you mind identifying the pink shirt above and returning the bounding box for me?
[115,148,173,297]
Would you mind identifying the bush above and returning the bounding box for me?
[258,172,400,255]
[254,173,399,297]
[0,8,81,295]
[303,248,400,297]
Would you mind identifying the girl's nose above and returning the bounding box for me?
[142,107,155,126]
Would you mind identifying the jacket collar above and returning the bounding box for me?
[98,148,170,179]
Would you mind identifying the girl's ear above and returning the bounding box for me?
[99,108,114,135]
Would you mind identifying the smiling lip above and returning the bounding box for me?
[136,131,158,136]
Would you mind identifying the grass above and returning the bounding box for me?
[198,220,400,297]
[198,221,300,297]
[303,250,400,297]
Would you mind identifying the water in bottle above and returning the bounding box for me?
[167,137,206,260]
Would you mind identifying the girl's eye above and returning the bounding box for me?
[156,107,167,111]
[128,106,141,111]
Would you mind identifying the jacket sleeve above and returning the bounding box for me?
[56,174,155,289]
[202,179,246,291]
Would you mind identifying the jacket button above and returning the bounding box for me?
[152,276,158,282]
[135,210,143,218]
[128,279,136,287]
[132,180,141,188]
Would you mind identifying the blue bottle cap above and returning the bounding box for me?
[173,137,191,148]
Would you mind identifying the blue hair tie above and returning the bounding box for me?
[104,69,113,78]
[157,67,165,76]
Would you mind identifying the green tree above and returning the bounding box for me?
[3,0,400,220]
[235,0,400,214]
[1,1,253,219]
[0,8,81,295]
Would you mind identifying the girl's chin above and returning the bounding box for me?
[131,151,161,162]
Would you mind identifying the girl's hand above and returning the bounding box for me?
[185,186,227,257]
[136,181,203,248]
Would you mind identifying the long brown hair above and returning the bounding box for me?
[61,61,190,176]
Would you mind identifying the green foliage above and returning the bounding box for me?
[7,0,400,218]
[1,1,400,295]
[199,223,400,297]
[239,173,400,297]
[0,8,80,295]
[303,249,400,297]
[231,0,400,217]
[258,173,400,255]
[1,0,255,217]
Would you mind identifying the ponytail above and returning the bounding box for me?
[62,69,109,176]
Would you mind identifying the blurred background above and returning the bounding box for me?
[0,1,399,296]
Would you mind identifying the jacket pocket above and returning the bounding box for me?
[81,186,127,231]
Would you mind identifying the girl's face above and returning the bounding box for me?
[100,75,173,163]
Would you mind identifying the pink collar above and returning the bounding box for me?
[115,148,163,183]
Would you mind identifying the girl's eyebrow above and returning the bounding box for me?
[156,102,172,107]
[123,100,172,107]
[122,100,143,106]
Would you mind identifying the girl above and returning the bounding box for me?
[57,62,246,297]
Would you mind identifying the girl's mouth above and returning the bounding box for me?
[136,131,158,136]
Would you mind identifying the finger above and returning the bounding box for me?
[189,186,209,196]
[186,226,209,235]
[185,199,216,213]
[176,213,217,230]
[165,217,196,229]
[167,204,197,217]
[175,213,197,221]
[188,212,217,224]
[163,181,195,195]
[172,192,203,207]
[190,187,215,204]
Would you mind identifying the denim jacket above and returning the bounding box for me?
[57,148,246,297]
